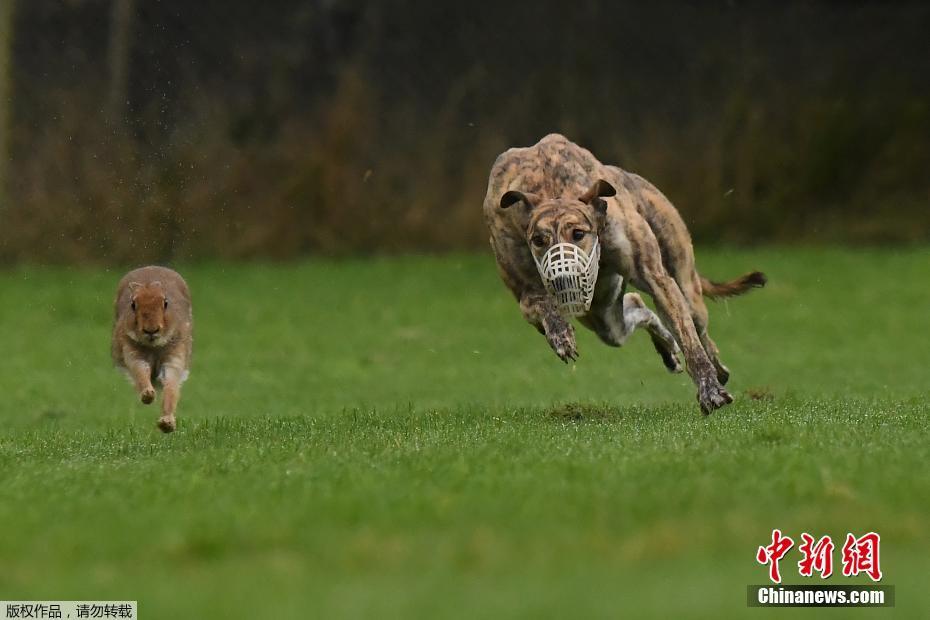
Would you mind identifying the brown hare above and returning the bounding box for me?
[111,266,193,432]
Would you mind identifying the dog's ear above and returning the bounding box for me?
[580,179,617,203]
[579,179,616,214]
[500,190,540,211]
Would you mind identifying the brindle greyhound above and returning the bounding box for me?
[483,133,765,414]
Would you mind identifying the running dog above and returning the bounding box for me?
[484,133,765,414]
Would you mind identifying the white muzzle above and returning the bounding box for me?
[533,239,601,318]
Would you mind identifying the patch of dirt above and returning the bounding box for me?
[548,403,611,422]
[745,386,775,401]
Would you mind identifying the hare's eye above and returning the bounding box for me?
[164,299,169,309]
[572,229,586,242]
[130,300,136,311]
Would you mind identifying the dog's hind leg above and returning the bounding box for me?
[581,277,682,373]
[623,293,683,374]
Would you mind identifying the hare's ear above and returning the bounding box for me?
[579,179,616,215]
[128,282,142,294]
[500,190,540,211]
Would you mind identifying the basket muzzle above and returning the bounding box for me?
[533,239,601,317]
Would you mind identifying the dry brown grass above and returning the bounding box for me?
[3,73,928,264]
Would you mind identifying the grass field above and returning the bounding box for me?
[1,248,928,618]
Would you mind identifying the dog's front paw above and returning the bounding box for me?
[140,387,156,405]
[697,379,732,415]
[546,321,578,363]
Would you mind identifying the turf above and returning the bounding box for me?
[0,248,928,618]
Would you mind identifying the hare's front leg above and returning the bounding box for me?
[122,345,155,404]
[157,364,187,433]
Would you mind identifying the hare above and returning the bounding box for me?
[111,266,193,432]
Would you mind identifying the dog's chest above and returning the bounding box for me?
[599,215,637,278]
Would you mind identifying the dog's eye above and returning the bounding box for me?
[572,229,586,242]
[164,298,169,309]
[130,300,136,311]
[531,234,546,248]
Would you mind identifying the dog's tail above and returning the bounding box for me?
[700,271,767,300]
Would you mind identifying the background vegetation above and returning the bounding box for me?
[1,1,929,264]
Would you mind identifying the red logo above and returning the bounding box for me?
[756,529,794,584]
[841,532,882,582]
[757,530,882,583]
[798,533,834,579]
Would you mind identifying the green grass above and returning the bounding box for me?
[1,248,928,618]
